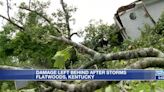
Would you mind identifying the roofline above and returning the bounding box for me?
[116,0,142,14]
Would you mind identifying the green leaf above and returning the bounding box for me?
[105,85,113,92]
[53,54,65,69]
[52,46,73,68]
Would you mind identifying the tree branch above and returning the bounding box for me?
[126,57,164,69]
[28,0,31,9]
[103,48,164,60]
[6,0,10,20]
[80,48,164,69]
[39,84,54,92]
[0,0,24,30]
[45,80,118,92]
[69,32,80,40]
[20,6,51,23]
[0,14,24,30]
[19,6,62,34]
[49,35,98,56]
[0,65,22,70]
[60,0,71,39]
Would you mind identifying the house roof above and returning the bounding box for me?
[116,0,141,14]
[116,0,158,14]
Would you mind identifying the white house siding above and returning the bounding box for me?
[144,0,164,22]
[116,0,164,40]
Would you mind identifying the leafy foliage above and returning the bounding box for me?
[0,1,70,68]
[52,46,77,69]
[84,21,123,51]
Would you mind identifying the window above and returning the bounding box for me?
[129,12,137,20]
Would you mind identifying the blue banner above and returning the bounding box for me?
[0,69,163,80]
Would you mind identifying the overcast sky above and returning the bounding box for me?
[0,0,135,42]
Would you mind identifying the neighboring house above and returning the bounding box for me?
[114,0,164,40]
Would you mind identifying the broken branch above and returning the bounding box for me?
[60,0,71,39]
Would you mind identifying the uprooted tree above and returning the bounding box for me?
[0,0,164,92]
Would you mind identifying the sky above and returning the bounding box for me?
[0,0,136,42]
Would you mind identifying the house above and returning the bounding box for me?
[114,0,164,40]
